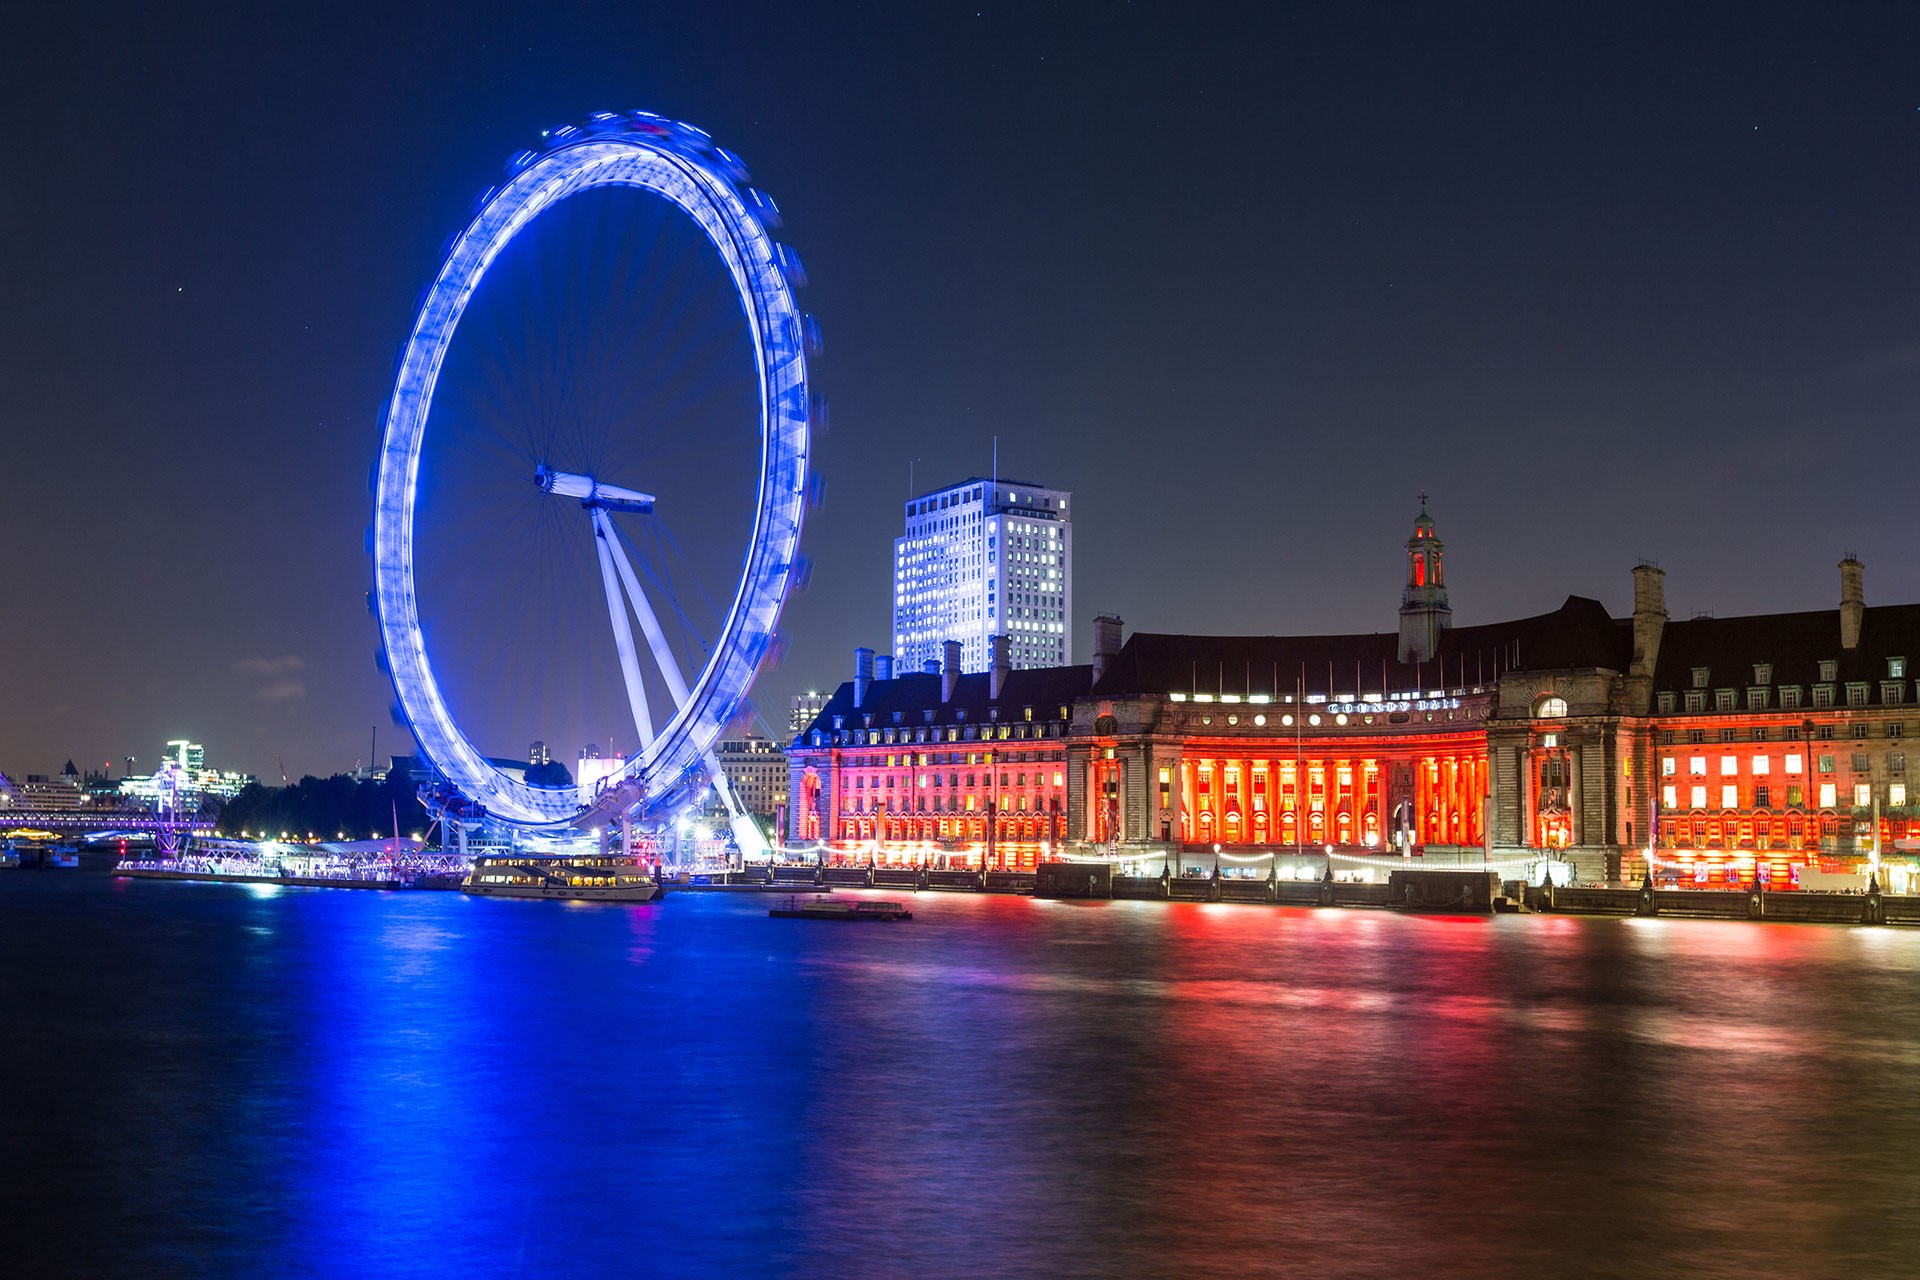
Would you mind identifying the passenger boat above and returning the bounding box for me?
[768,896,912,922]
[47,847,79,868]
[462,854,663,903]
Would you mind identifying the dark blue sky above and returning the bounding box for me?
[3,2,1916,779]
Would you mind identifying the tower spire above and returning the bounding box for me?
[1399,494,1451,664]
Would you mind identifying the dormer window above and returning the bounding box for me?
[1754,664,1772,685]
[1893,658,1908,679]
[1657,692,1677,713]
[832,716,844,730]
[1714,690,1737,711]
[1691,667,1710,689]
[1819,660,1838,682]
[1685,691,1706,712]
[892,711,903,725]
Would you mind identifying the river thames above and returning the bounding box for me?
[5,866,1920,1279]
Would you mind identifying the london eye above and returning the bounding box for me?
[371,111,814,837]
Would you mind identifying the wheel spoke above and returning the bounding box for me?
[593,517,655,753]
[597,508,692,711]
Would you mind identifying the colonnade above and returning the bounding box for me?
[1168,751,1486,849]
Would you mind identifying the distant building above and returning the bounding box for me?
[529,740,551,767]
[893,476,1072,676]
[164,740,206,773]
[14,763,87,811]
[710,734,788,820]
[789,692,828,737]
[119,741,254,804]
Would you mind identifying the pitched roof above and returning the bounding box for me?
[1088,596,1631,699]
[1652,604,1920,702]
[796,664,1095,739]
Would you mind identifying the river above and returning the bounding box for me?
[4,863,1919,1278]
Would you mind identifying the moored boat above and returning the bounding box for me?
[462,854,663,903]
[768,896,912,922]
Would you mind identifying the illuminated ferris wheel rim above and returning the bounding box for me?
[371,113,810,829]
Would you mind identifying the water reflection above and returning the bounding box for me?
[7,874,1920,1277]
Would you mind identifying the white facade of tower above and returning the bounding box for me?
[893,477,1073,674]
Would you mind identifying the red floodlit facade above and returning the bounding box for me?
[786,641,1083,868]
[790,506,1920,885]
[1644,559,1919,884]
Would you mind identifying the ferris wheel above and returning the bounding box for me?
[371,111,814,833]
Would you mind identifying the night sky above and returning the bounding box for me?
[4,3,1917,781]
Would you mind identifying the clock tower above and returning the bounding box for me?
[1399,493,1452,664]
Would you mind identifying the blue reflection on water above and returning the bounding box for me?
[8,869,1920,1278]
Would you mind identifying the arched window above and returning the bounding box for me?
[1535,695,1569,718]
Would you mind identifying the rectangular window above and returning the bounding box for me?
[1690,785,1708,809]
[1663,784,1678,809]
[1847,685,1869,707]
[1818,754,1835,774]
[1787,786,1803,806]
[1892,658,1908,679]
[1785,753,1804,774]
[1689,756,1707,775]
[1855,784,1872,808]
[1891,724,1905,739]
[1747,688,1768,710]
[1715,690,1737,711]
[1754,727,1771,742]
[1661,757,1676,776]
[1721,784,1739,810]
[1883,683,1905,706]
[1657,692,1676,713]
[1754,785,1770,808]
[1692,667,1710,688]
[1893,752,1907,774]
[1852,753,1871,772]
[1688,729,1706,745]
[1820,660,1838,682]
[1820,782,1838,808]
[1781,687,1802,709]
[1685,691,1706,712]
[1754,664,1773,685]
[1813,686,1834,707]
[1893,782,1908,806]
[1720,728,1737,743]
[1720,755,1738,775]
[1752,755,1770,775]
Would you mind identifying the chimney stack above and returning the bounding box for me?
[853,646,875,708]
[1092,614,1124,685]
[942,640,962,703]
[989,634,1011,700]
[1630,562,1667,682]
[1840,556,1865,650]
[875,654,893,681]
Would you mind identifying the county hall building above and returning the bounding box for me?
[789,502,1920,884]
